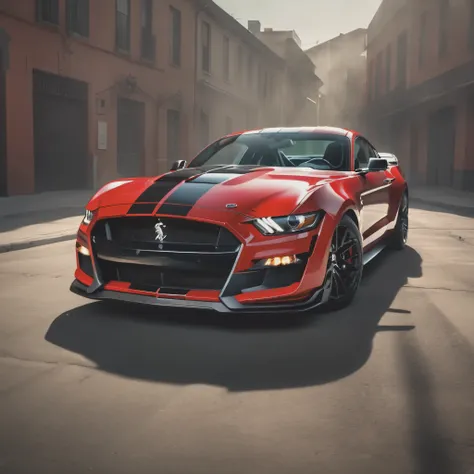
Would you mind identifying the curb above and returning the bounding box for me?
[0,233,77,254]
[410,196,474,217]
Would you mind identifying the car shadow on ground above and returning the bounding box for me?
[45,246,422,391]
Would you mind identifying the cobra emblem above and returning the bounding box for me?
[154,220,167,242]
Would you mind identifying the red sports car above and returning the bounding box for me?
[71,127,409,313]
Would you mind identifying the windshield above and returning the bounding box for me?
[189,132,352,171]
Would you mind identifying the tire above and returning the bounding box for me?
[324,214,364,311]
[388,191,409,251]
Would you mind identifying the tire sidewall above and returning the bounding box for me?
[389,191,408,250]
[325,214,363,311]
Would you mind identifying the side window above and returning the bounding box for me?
[366,142,379,158]
[354,138,370,169]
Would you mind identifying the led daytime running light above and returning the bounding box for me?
[83,209,94,226]
[252,212,322,235]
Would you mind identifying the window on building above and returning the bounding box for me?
[202,21,211,73]
[170,7,181,66]
[385,44,391,93]
[36,0,59,25]
[438,0,449,57]
[237,45,243,83]
[419,11,428,66]
[166,109,181,165]
[468,0,474,51]
[396,31,408,88]
[375,51,383,98]
[257,65,262,95]
[223,36,230,81]
[263,71,268,98]
[247,55,253,87]
[267,75,273,98]
[116,0,131,52]
[141,0,155,61]
[66,0,89,37]
[368,59,374,101]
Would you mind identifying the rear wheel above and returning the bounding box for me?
[324,215,363,311]
[388,191,409,250]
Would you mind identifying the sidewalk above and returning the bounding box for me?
[0,185,473,254]
[409,186,474,216]
[0,190,93,253]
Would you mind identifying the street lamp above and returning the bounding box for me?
[306,94,322,125]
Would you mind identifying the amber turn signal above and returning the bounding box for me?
[264,255,297,267]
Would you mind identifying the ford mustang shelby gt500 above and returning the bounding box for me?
[71,127,409,313]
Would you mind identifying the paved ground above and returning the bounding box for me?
[0,202,473,474]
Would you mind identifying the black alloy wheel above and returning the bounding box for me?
[388,191,409,250]
[400,193,409,244]
[325,214,363,310]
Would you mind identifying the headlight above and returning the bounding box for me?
[252,211,324,235]
[83,209,94,226]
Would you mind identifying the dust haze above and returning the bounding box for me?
[210,0,384,137]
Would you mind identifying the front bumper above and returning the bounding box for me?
[73,209,335,312]
[70,278,330,314]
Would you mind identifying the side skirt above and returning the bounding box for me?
[362,242,386,266]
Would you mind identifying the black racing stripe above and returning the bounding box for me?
[134,168,205,203]
[190,171,249,184]
[139,165,261,214]
[157,170,248,210]
[157,203,193,216]
[204,165,263,175]
[162,182,216,205]
[127,203,157,215]
[191,173,234,184]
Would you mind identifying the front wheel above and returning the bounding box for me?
[388,191,409,250]
[324,214,364,311]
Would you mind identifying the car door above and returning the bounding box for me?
[355,137,391,245]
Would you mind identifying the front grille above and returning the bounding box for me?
[91,217,240,293]
[98,259,231,293]
[95,216,240,252]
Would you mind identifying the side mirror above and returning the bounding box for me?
[379,153,398,166]
[367,158,388,172]
[170,160,187,171]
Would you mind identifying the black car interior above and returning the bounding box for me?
[190,134,351,171]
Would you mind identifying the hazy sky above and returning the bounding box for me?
[214,0,383,49]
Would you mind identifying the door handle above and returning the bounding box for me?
[383,178,395,184]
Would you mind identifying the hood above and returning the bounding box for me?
[88,166,351,218]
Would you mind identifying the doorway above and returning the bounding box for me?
[33,70,89,192]
[409,123,418,185]
[427,106,456,187]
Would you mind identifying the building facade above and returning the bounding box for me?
[248,22,323,127]
[0,0,196,196]
[306,29,368,133]
[193,3,287,151]
[366,0,474,190]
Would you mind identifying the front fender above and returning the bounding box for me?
[293,181,361,229]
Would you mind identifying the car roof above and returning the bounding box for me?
[239,126,356,137]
